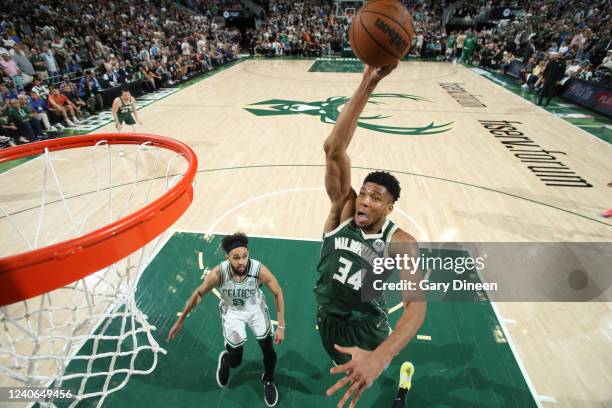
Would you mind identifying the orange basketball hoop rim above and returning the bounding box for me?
[0,133,198,306]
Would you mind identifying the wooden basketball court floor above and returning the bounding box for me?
[2,59,612,407]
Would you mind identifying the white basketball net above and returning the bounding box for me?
[0,139,191,407]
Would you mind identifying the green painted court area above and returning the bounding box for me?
[309,59,366,73]
[53,232,537,407]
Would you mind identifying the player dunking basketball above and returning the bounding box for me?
[315,61,426,408]
[167,233,285,407]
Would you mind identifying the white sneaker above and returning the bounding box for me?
[55,123,65,129]
[48,125,58,131]
[521,84,528,89]
[18,136,31,143]
[0,136,9,142]
[8,139,17,147]
[72,117,82,124]
[66,119,76,127]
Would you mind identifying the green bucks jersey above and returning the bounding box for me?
[117,97,136,125]
[218,259,265,312]
[315,218,398,318]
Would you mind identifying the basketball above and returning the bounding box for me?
[349,0,415,67]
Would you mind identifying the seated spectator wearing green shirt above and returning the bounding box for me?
[7,98,45,143]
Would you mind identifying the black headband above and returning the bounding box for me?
[226,242,247,253]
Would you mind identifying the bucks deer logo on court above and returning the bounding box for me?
[244,94,453,136]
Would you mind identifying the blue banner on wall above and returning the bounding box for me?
[562,78,612,118]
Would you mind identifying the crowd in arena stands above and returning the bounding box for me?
[446,1,611,91]
[0,0,241,148]
[245,0,340,57]
[407,0,448,59]
[245,0,449,58]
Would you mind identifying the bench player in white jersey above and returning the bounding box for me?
[168,232,286,407]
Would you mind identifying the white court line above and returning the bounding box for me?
[537,395,558,404]
[489,301,544,408]
[31,156,70,162]
[1,151,70,176]
[388,303,403,314]
[394,205,431,242]
[198,251,204,270]
[502,318,517,324]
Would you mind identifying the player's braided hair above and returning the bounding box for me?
[364,171,401,202]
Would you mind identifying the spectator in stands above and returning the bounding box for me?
[146,64,162,89]
[41,46,59,83]
[79,71,104,113]
[520,57,537,85]
[59,75,88,116]
[523,59,546,90]
[563,59,584,83]
[17,94,48,133]
[11,44,36,85]
[600,50,612,70]
[101,65,120,89]
[0,51,23,90]
[67,58,82,75]
[29,48,49,79]
[31,77,51,100]
[29,91,57,132]
[7,98,44,143]
[48,86,81,127]
[157,61,173,86]
[580,62,594,81]
[500,51,515,74]
[0,84,17,103]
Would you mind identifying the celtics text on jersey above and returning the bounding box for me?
[218,258,266,311]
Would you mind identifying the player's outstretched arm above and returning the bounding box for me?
[167,266,221,342]
[259,265,286,345]
[323,62,399,234]
[327,229,425,408]
[373,230,426,364]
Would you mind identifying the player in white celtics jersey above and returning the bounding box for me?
[318,62,427,408]
[167,233,285,407]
